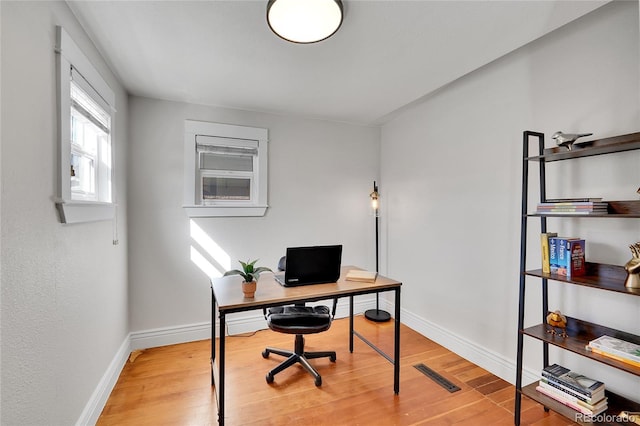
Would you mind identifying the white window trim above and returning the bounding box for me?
[184,120,268,217]
[55,26,116,224]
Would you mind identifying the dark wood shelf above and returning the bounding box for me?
[521,315,640,376]
[521,383,640,425]
[516,131,640,426]
[528,201,640,218]
[526,132,640,162]
[525,263,640,296]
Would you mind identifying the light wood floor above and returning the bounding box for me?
[98,315,577,425]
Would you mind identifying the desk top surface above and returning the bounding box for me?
[211,266,401,312]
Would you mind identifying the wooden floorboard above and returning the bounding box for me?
[98,315,577,425]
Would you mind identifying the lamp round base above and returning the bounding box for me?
[364,309,391,322]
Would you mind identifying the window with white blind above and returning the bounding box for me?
[184,121,268,217]
[70,72,111,202]
[55,26,116,224]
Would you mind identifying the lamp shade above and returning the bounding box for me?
[267,0,343,44]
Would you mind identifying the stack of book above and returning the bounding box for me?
[345,270,377,283]
[536,198,608,215]
[587,335,640,367]
[540,234,586,277]
[536,364,608,416]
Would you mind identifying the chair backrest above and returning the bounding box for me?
[277,256,286,272]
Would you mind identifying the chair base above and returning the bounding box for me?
[262,334,336,386]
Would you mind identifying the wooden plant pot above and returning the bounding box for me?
[242,281,257,298]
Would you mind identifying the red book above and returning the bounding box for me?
[567,239,586,277]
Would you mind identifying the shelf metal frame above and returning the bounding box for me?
[514,131,640,426]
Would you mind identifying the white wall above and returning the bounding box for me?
[127,97,380,336]
[380,0,639,400]
[1,2,129,424]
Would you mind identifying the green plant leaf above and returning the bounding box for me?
[253,267,272,275]
[226,259,270,283]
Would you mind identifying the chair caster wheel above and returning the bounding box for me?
[262,350,269,359]
[266,373,274,384]
[315,376,322,387]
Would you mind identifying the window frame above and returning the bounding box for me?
[184,121,268,217]
[55,26,116,224]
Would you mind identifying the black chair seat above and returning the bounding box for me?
[266,306,331,334]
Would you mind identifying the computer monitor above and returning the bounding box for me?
[275,245,342,287]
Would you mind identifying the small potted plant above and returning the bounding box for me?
[224,259,272,298]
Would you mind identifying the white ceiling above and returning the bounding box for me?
[67,0,608,126]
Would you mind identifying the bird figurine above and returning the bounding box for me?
[546,310,568,338]
[552,131,593,151]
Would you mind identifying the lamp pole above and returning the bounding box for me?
[365,181,391,322]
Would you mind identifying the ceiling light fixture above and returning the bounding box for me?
[267,0,343,44]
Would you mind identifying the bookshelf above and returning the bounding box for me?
[514,131,640,426]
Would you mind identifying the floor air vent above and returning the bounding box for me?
[414,363,461,393]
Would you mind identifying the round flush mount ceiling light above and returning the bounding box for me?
[267,0,343,44]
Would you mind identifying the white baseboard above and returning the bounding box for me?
[75,335,130,426]
[130,322,211,350]
[396,303,539,386]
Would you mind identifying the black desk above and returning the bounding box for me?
[210,265,402,425]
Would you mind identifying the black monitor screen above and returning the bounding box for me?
[284,245,342,285]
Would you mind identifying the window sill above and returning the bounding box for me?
[55,200,115,224]
[183,205,268,218]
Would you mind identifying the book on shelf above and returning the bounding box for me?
[539,377,602,404]
[549,237,585,277]
[538,210,608,215]
[535,385,607,416]
[540,232,558,274]
[538,201,607,207]
[536,200,608,215]
[549,237,558,274]
[587,335,640,365]
[544,198,603,203]
[541,364,605,400]
[565,239,586,277]
[619,411,640,425]
[537,381,608,412]
[587,346,640,368]
[345,270,377,282]
[536,209,609,216]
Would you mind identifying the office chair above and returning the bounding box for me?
[261,256,337,386]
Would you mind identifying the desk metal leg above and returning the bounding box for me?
[218,312,226,425]
[394,287,401,394]
[349,295,354,353]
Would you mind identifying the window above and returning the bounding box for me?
[70,76,111,201]
[184,121,268,217]
[55,27,116,223]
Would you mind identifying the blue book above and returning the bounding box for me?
[549,237,584,276]
[549,237,558,274]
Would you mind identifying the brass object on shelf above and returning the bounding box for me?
[624,242,640,289]
[546,310,567,338]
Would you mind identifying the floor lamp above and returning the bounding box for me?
[364,181,391,322]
